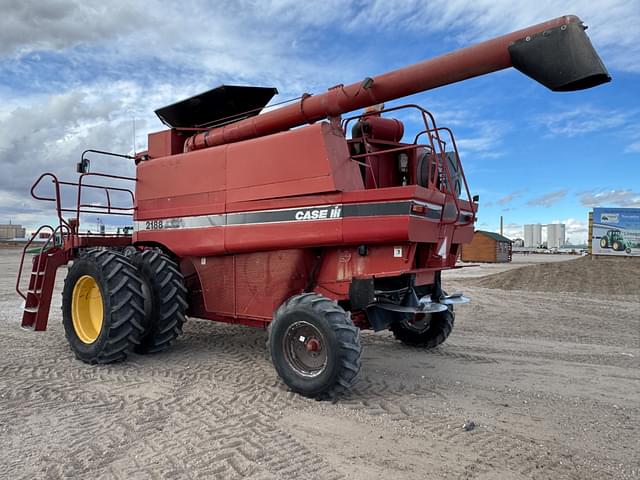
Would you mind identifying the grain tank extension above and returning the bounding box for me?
[17,15,609,398]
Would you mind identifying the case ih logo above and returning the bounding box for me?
[294,206,342,221]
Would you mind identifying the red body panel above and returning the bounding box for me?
[136,145,227,219]
[226,123,362,203]
[148,129,184,159]
[135,123,362,222]
[134,118,475,325]
[191,250,317,320]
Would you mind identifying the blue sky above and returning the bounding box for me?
[1,0,638,243]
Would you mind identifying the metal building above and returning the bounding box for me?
[0,223,26,240]
[524,224,542,248]
[546,223,566,249]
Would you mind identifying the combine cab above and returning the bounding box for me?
[16,15,610,398]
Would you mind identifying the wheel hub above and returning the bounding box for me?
[282,321,327,378]
[71,275,104,344]
[306,338,321,352]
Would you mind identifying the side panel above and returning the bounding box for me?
[193,255,236,316]
[148,129,185,159]
[316,244,416,283]
[234,250,316,319]
[136,226,226,257]
[226,122,363,204]
[191,249,315,320]
[135,146,227,221]
[224,221,342,254]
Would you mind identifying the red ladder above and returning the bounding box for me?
[16,226,69,331]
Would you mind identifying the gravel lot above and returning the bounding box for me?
[1,249,639,479]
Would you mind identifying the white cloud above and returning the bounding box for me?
[4,1,639,76]
[1,0,638,232]
[579,189,640,207]
[257,0,640,73]
[527,189,569,207]
[496,189,528,206]
[0,83,148,229]
[535,105,633,136]
[552,218,589,244]
[0,1,144,55]
[453,120,508,159]
[502,222,523,239]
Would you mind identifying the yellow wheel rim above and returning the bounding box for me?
[71,275,104,344]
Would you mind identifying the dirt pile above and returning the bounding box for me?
[468,255,640,296]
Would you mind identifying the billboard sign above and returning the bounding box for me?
[592,207,640,256]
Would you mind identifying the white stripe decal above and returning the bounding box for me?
[134,201,443,232]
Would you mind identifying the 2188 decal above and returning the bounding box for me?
[145,220,163,229]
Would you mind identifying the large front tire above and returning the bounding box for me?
[62,249,146,364]
[268,293,362,399]
[130,249,188,354]
[390,307,455,348]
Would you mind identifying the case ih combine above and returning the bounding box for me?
[17,15,609,398]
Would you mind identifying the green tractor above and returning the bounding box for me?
[599,229,632,254]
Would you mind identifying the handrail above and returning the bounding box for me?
[437,127,476,226]
[414,123,475,226]
[349,142,425,159]
[15,224,70,300]
[30,173,71,230]
[31,171,136,231]
[16,225,53,299]
[74,172,136,226]
[417,106,463,225]
[16,225,56,300]
[81,149,135,162]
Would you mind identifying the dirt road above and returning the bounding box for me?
[1,249,638,479]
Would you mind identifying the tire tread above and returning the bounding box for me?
[62,249,146,364]
[130,250,188,354]
[268,293,362,400]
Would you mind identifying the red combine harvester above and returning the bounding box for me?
[17,16,609,398]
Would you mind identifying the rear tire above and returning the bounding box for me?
[62,249,146,364]
[600,237,608,248]
[130,249,188,354]
[268,293,361,399]
[390,306,455,348]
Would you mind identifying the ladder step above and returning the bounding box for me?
[24,307,39,314]
[31,271,45,276]
[28,289,42,295]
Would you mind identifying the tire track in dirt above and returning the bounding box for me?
[2,247,639,480]
[2,311,635,479]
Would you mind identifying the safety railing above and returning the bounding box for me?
[15,223,70,300]
[30,172,136,232]
[342,104,475,226]
[18,150,137,300]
